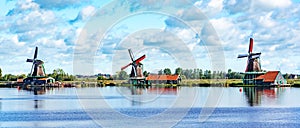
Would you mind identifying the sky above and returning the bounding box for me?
[0,0,300,75]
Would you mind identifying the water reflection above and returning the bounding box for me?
[128,86,179,95]
[147,87,178,95]
[120,86,179,107]
[34,100,44,109]
[243,87,285,106]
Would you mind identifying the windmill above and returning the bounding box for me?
[121,49,146,78]
[238,38,262,72]
[26,47,46,77]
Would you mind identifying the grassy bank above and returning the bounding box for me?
[179,79,243,87]
[287,79,300,87]
[2,79,300,88]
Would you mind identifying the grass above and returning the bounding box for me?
[292,79,300,87]
[179,79,243,87]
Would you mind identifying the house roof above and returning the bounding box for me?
[146,74,179,81]
[254,71,279,83]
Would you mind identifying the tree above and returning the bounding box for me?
[163,68,172,75]
[18,74,26,79]
[49,68,75,81]
[207,70,212,79]
[0,68,2,78]
[143,71,150,77]
[3,74,18,81]
[118,70,129,80]
[97,76,105,80]
[174,67,182,75]
[227,69,232,79]
[199,69,203,79]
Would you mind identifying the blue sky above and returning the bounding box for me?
[0,0,300,75]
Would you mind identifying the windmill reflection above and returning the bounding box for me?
[243,87,283,106]
[34,99,44,109]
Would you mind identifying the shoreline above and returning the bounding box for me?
[1,79,300,88]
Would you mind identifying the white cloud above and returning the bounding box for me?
[258,12,277,28]
[11,35,25,46]
[194,0,224,17]
[255,0,292,9]
[268,44,280,52]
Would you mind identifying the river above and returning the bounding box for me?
[0,86,299,127]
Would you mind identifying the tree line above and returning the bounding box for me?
[112,68,245,80]
[157,68,244,79]
[0,68,75,81]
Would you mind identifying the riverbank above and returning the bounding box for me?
[1,79,300,88]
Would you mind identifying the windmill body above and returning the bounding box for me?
[23,47,54,86]
[121,49,147,85]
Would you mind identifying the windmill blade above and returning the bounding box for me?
[121,63,132,70]
[30,63,34,76]
[130,66,137,77]
[245,61,249,72]
[128,49,134,61]
[249,52,261,59]
[248,38,253,53]
[134,55,146,64]
[26,59,33,62]
[250,54,261,59]
[251,52,261,56]
[237,54,248,58]
[34,47,38,59]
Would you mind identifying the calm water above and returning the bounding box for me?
[0,87,300,127]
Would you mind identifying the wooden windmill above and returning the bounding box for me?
[26,47,46,77]
[121,49,146,77]
[121,49,146,85]
[238,38,262,72]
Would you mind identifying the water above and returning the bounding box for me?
[0,87,300,127]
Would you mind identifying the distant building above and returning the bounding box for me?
[146,74,181,84]
[97,73,112,80]
[253,71,287,85]
[284,74,298,79]
[23,77,55,85]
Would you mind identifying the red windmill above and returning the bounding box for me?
[121,49,146,78]
[238,38,262,72]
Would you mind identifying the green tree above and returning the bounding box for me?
[97,76,105,80]
[18,74,26,79]
[207,70,212,79]
[199,69,203,79]
[0,68,2,78]
[118,70,129,80]
[174,67,182,75]
[143,71,150,77]
[163,68,172,75]
[49,68,70,81]
[227,69,232,79]
[3,74,18,81]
